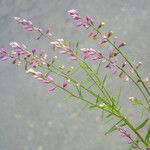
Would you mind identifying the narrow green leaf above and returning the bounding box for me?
[96,63,101,75]
[102,75,107,90]
[106,113,113,118]
[136,118,149,131]
[116,87,122,104]
[128,145,133,150]
[105,119,125,135]
[145,125,150,143]
[75,42,79,55]
[76,85,83,98]
[88,104,97,109]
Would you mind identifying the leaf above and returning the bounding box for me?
[106,113,113,118]
[75,42,79,55]
[105,119,125,135]
[145,125,150,143]
[96,95,106,104]
[128,145,133,150]
[88,104,97,109]
[136,118,149,131]
[96,63,101,75]
[116,87,122,104]
[102,75,107,90]
[76,85,83,98]
[133,98,143,105]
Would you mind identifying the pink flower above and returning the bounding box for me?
[85,16,93,24]
[0,48,9,61]
[40,49,47,59]
[9,42,21,49]
[76,21,83,28]
[9,42,27,50]
[81,48,102,60]
[63,80,68,88]
[108,49,114,58]
[118,42,126,48]
[14,17,42,33]
[68,9,80,20]
[32,48,36,55]
[46,28,52,37]
[48,86,56,92]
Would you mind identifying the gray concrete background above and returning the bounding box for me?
[0,0,150,150]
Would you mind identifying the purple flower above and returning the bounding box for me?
[47,75,54,82]
[14,17,42,33]
[118,127,130,137]
[108,49,114,58]
[32,48,36,55]
[112,69,117,75]
[118,42,126,48]
[76,21,83,28]
[0,48,9,61]
[46,28,52,37]
[63,80,68,88]
[40,49,47,59]
[81,48,102,60]
[98,33,107,46]
[107,31,114,38]
[48,86,56,92]
[29,60,38,67]
[9,42,21,49]
[86,16,93,24]
[68,9,80,20]
[136,62,142,69]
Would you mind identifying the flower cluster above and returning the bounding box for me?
[67,10,130,81]
[118,127,133,145]
[51,39,76,60]
[0,10,149,150]
[14,17,52,40]
[81,48,102,60]
[26,68,56,92]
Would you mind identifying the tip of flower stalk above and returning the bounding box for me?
[68,9,80,20]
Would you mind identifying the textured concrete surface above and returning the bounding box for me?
[0,0,150,150]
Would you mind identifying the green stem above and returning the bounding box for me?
[103,56,150,110]
[87,21,150,97]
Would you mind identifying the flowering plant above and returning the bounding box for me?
[0,9,149,150]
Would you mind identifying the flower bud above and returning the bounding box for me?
[59,65,65,69]
[107,31,114,38]
[98,21,106,28]
[118,42,126,48]
[76,83,80,87]
[129,97,135,102]
[70,66,74,72]
[53,56,58,61]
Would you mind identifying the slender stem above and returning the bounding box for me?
[107,38,150,96]
[36,30,147,147]
[103,56,150,110]
[123,117,148,147]
[51,81,120,117]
